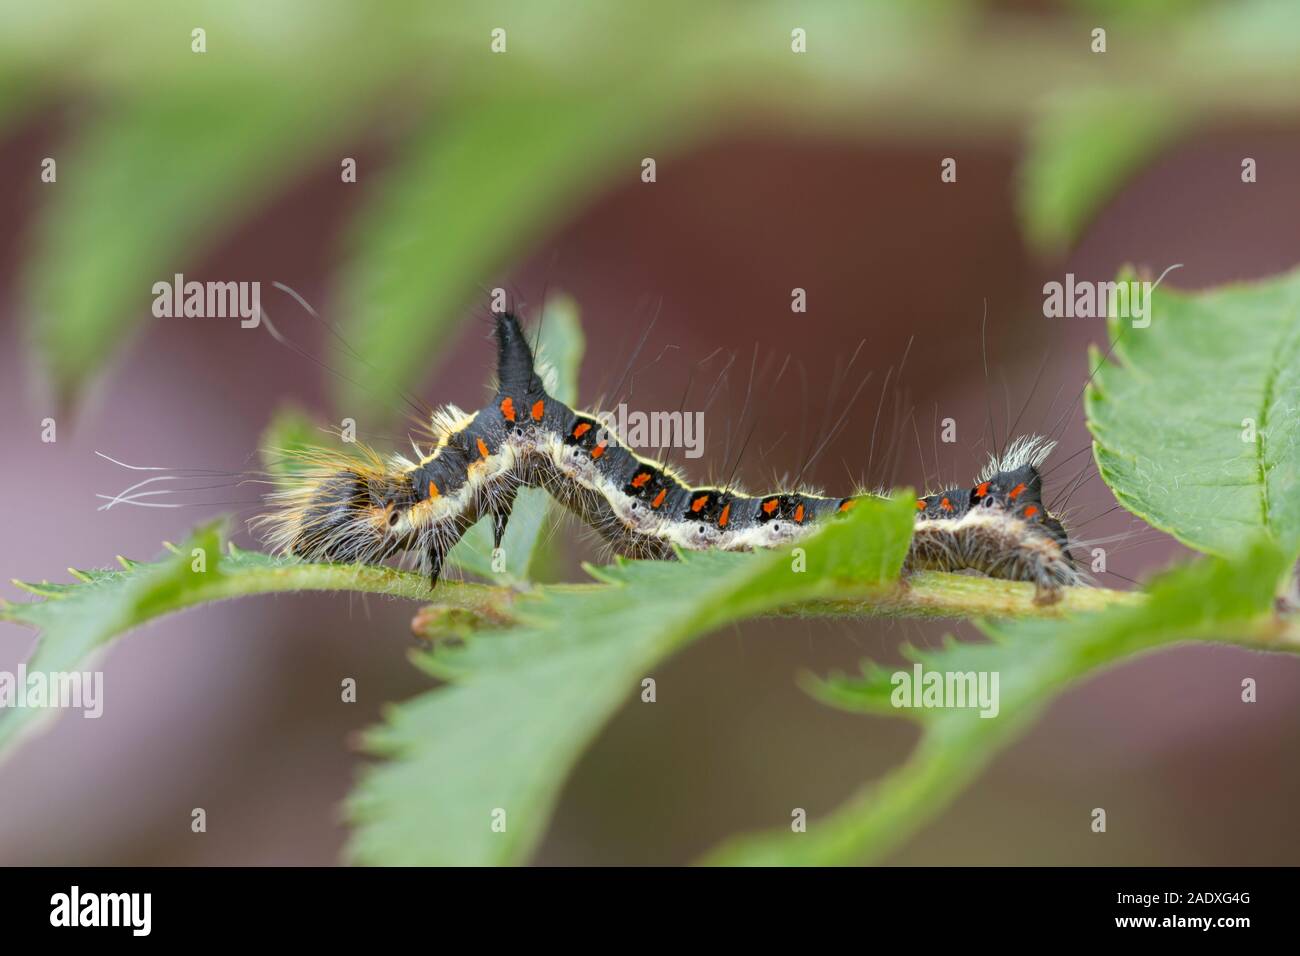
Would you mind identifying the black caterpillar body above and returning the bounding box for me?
[260,314,1080,603]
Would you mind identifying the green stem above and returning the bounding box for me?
[13,559,1295,653]
[787,571,1140,621]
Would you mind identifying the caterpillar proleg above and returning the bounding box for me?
[257,313,1082,603]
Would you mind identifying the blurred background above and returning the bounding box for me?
[2,0,1299,864]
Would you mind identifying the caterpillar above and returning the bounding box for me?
[256,312,1081,604]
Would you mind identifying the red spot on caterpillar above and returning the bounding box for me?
[476,438,490,459]
[531,400,544,421]
[1008,482,1026,500]
[718,503,731,528]
[976,481,990,498]
[573,422,592,439]
[691,495,709,513]
[500,397,516,422]
[761,498,779,515]
[631,472,652,488]
[795,503,805,523]
[915,499,926,510]
[940,497,953,512]
[1023,505,1039,518]
[652,488,667,509]
[591,442,607,460]
[428,481,440,500]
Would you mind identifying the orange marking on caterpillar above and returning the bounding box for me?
[762,498,779,515]
[500,397,516,422]
[794,503,805,523]
[428,481,440,500]
[572,422,592,439]
[976,481,990,498]
[631,472,652,488]
[652,488,667,509]
[1023,505,1039,518]
[1008,482,1026,500]
[838,498,857,512]
[476,438,490,459]
[940,497,953,512]
[915,499,926,510]
[531,400,544,421]
[718,503,731,528]
[691,495,709,513]
[591,442,607,460]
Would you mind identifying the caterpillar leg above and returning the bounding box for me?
[427,543,445,590]
[419,510,480,590]
[490,485,518,550]
[1030,578,1064,607]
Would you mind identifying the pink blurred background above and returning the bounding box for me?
[2,114,1299,864]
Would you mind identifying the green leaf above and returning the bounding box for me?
[531,294,585,407]
[0,524,504,764]
[1019,90,1187,253]
[1088,266,1300,560]
[345,492,917,865]
[703,536,1293,866]
[447,297,585,582]
[334,89,678,422]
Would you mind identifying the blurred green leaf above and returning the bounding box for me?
[1064,0,1215,18]
[1088,265,1300,560]
[1178,0,1300,63]
[335,89,683,422]
[703,536,1292,865]
[345,492,917,865]
[259,404,331,483]
[25,83,368,409]
[1019,89,1187,253]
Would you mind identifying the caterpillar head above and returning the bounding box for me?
[969,469,1036,520]
[971,439,1075,569]
[971,435,1056,522]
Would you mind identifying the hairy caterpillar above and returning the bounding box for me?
[256,313,1081,604]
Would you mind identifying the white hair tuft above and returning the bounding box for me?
[978,434,1057,482]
